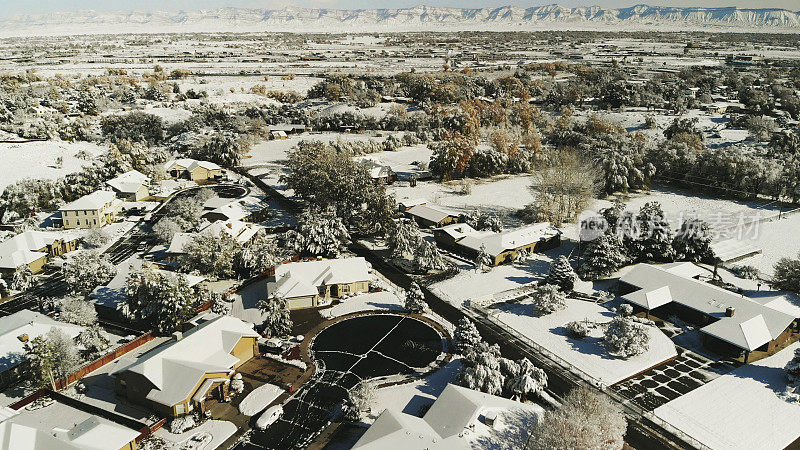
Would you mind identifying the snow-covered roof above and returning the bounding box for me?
[167,220,263,254]
[458,223,561,256]
[0,233,47,270]
[202,196,263,222]
[106,170,149,194]
[354,384,543,449]
[398,198,427,210]
[163,158,221,172]
[710,238,762,263]
[166,232,195,254]
[0,400,139,450]
[620,263,796,351]
[115,316,258,407]
[59,190,118,211]
[406,204,458,224]
[269,257,370,299]
[435,223,483,241]
[0,310,84,372]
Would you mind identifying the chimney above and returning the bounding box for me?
[725,307,735,317]
[172,331,183,341]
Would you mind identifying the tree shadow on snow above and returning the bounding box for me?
[551,325,616,360]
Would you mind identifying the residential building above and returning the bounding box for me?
[0,230,81,275]
[166,219,263,259]
[405,204,459,228]
[163,159,223,182]
[361,160,396,185]
[60,190,122,230]
[0,403,140,450]
[113,315,259,417]
[0,310,84,389]
[397,198,427,212]
[619,263,799,362]
[434,222,562,266]
[354,383,543,449]
[201,196,265,223]
[106,170,150,201]
[268,257,370,310]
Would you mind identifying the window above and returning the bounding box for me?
[175,404,185,415]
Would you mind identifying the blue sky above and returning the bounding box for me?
[1,1,797,17]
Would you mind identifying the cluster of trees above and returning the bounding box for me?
[124,268,197,333]
[453,318,548,401]
[386,219,448,273]
[578,201,714,280]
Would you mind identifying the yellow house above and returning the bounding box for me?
[164,159,223,182]
[106,170,150,201]
[268,257,371,310]
[114,316,260,417]
[60,190,122,230]
[0,230,81,275]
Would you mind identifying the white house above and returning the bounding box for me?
[59,191,122,230]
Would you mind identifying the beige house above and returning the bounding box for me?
[114,316,259,418]
[434,222,562,266]
[60,190,122,230]
[268,257,371,310]
[0,230,81,275]
[106,170,150,201]
[164,159,223,182]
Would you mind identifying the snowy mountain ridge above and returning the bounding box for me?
[3,4,800,36]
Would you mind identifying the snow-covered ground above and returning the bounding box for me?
[244,132,385,167]
[0,140,106,190]
[493,298,677,386]
[370,358,463,420]
[653,342,800,450]
[355,144,432,178]
[320,290,405,319]
[238,383,283,416]
[154,419,237,450]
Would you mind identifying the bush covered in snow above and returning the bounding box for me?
[543,256,577,292]
[731,264,760,280]
[57,296,97,326]
[343,381,375,421]
[565,319,592,339]
[604,316,650,358]
[404,282,426,313]
[231,373,244,394]
[530,284,567,316]
[169,415,195,434]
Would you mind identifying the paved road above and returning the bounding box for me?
[0,183,248,321]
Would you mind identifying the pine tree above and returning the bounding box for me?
[413,240,447,273]
[182,231,241,280]
[125,268,196,333]
[343,381,375,421]
[62,251,117,295]
[11,265,35,292]
[543,255,577,292]
[404,282,426,313]
[673,218,714,262]
[506,358,548,401]
[786,348,800,383]
[285,208,350,257]
[578,233,627,280]
[474,244,492,272]
[634,202,675,262]
[387,219,421,259]
[459,342,505,395]
[453,318,482,354]
[259,295,293,338]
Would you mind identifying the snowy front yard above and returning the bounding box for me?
[653,342,800,450]
[493,298,677,386]
[0,140,107,190]
[154,419,237,450]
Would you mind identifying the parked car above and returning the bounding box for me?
[256,405,283,430]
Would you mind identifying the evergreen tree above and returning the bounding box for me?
[453,318,482,354]
[459,341,505,395]
[578,233,627,280]
[531,284,567,315]
[474,244,492,272]
[634,202,675,262]
[25,328,81,389]
[258,295,293,338]
[62,251,116,295]
[11,265,34,292]
[413,240,447,273]
[543,256,577,292]
[285,208,350,257]
[182,231,241,280]
[404,282,426,313]
[786,348,800,383]
[236,231,279,278]
[506,358,548,401]
[387,219,421,259]
[125,268,196,333]
[673,218,714,262]
[774,254,800,293]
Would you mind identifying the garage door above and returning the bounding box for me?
[288,296,315,310]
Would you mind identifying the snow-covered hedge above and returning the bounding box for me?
[169,416,196,434]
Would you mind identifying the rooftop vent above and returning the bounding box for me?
[726,307,735,317]
[172,331,183,341]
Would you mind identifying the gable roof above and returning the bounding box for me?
[407,204,457,224]
[457,223,561,256]
[59,190,118,211]
[354,384,543,449]
[0,310,84,372]
[106,170,149,194]
[620,263,796,351]
[115,316,258,407]
[0,234,47,270]
[270,257,370,299]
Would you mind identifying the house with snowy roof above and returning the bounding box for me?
[268,257,371,310]
[619,263,799,362]
[163,159,223,182]
[201,196,265,223]
[405,204,460,228]
[0,402,140,450]
[165,219,263,259]
[106,170,150,201]
[354,383,543,449]
[434,222,561,266]
[59,190,122,230]
[0,230,82,275]
[0,310,84,389]
[113,315,259,417]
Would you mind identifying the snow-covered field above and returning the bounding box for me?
[653,342,800,450]
[0,140,107,190]
[494,298,677,386]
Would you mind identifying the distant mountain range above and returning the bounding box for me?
[2,4,800,36]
